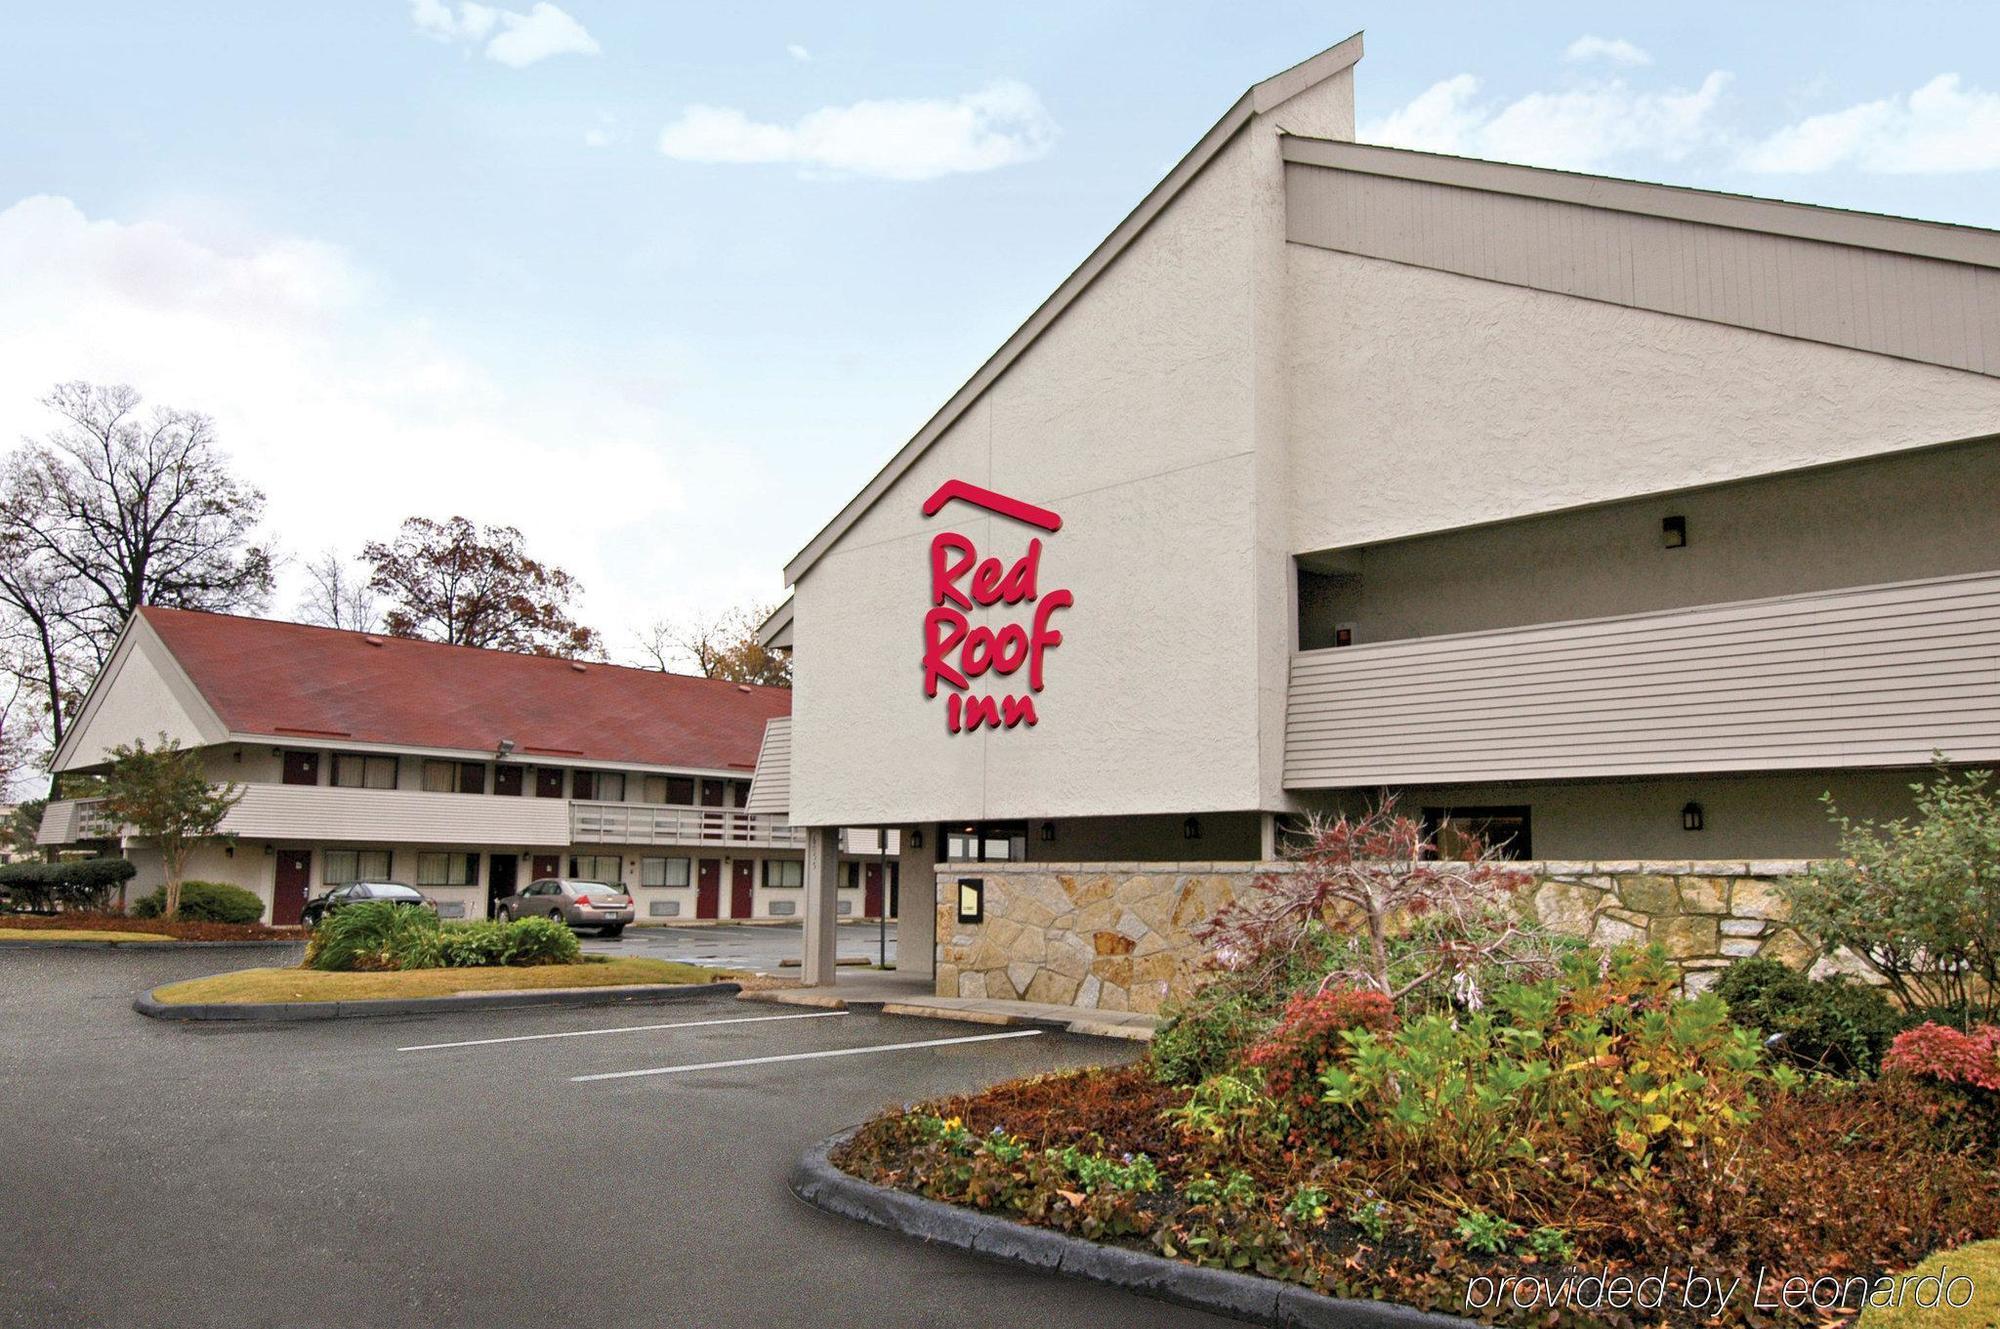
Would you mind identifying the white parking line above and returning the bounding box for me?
[570,1028,1044,1082]
[396,1009,846,1053]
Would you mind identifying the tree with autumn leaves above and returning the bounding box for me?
[360,516,601,658]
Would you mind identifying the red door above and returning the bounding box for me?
[273,850,311,925]
[730,860,754,919]
[281,752,319,786]
[530,854,561,882]
[863,863,884,920]
[695,859,721,919]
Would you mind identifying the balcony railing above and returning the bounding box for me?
[39,789,805,851]
[568,801,804,848]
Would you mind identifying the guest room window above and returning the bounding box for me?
[331,755,397,790]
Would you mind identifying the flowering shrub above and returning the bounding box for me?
[1884,1022,2000,1092]
[1241,986,1396,1122]
[1195,802,1553,1006]
[1317,947,1783,1179]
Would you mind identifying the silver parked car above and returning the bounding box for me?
[494,878,635,938]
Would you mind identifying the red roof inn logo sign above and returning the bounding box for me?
[920,480,1073,734]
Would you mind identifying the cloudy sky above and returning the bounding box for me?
[3,2,1998,658]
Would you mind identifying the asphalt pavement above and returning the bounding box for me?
[0,945,1223,1329]
[583,920,898,971]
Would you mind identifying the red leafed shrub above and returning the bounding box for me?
[1195,801,1539,1003]
[1884,1022,2000,1092]
[1243,986,1397,1117]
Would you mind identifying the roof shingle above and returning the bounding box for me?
[140,607,789,771]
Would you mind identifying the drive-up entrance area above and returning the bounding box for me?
[0,948,1230,1329]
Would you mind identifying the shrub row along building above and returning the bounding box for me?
[37,607,894,925]
[745,34,2000,1009]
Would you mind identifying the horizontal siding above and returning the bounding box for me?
[1284,572,2000,787]
[1285,161,2000,379]
[221,785,574,846]
[744,717,792,817]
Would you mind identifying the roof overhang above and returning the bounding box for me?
[1280,136,2000,270]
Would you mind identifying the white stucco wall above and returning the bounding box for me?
[60,623,222,770]
[1283,248,2000,556]
[789,77,1356,828]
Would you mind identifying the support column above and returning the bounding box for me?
[801,825,840,987]
[1259,812,1278,861]
[894,824,938,980]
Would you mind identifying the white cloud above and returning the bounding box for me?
[410,0,598,68]
[1564,36,1651,67]
[1737,73,2000,173]
[658,81,1058,181]
[0,195,783,649]
[786,43,811,63]
[1363,70,1730,170]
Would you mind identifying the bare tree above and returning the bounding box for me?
[636,604,789,686]
[363,516,599,657]
[0,382,272,770]
[296,548,378,632]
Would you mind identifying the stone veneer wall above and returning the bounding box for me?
[934,859,1836,1014]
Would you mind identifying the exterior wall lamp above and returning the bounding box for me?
[1682,801,1705,832]
[1039,820,1056,843]
[1183,816,1202,841]
[908,828,923,850]
[1662,515,1688,548]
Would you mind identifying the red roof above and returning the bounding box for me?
[139,607,790,771]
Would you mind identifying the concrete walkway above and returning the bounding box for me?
[744,972,1158,1043]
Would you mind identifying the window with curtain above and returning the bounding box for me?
[331,755,397,790]
[416,852,478,886]
[764,860,803,888]
[324,849,393,883]
[568,854,622,882]
[640,856,691,887]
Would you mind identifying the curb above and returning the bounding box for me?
[743,989,1157,1042]
[0,938,303,951]
[135,980,742,1022]
[791,1130,1475,1329]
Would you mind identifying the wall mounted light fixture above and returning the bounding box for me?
[909,828,923,850]
[1682,801,1705,832]
[1183,816,1203,841]
[1039,821,1056,843]
[1662,515,1688,548]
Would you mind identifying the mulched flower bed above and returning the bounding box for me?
[0,912,304,942]
[836,1053,2000,1326]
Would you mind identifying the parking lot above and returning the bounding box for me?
[0,946,1223,1328]
[582,920,897,971]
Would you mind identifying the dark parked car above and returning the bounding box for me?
[300,881,438,929]
[493,879,635,937]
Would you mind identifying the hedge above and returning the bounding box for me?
[131,880,266,924]
[0,858,138,912]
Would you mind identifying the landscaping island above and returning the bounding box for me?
[833,797,2000,1327]
[152,956,723,1005]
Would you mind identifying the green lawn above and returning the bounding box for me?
[1862,1241,2000,1328]
[0,926,170,943]
[153,957,729,1005]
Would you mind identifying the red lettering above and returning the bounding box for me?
[960,694,1003,729]
[999,539,1041,603]
[929,533,976,609]
[922,607,968,696]
[1026,589,1072,691]
[1000,695,1038,728]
